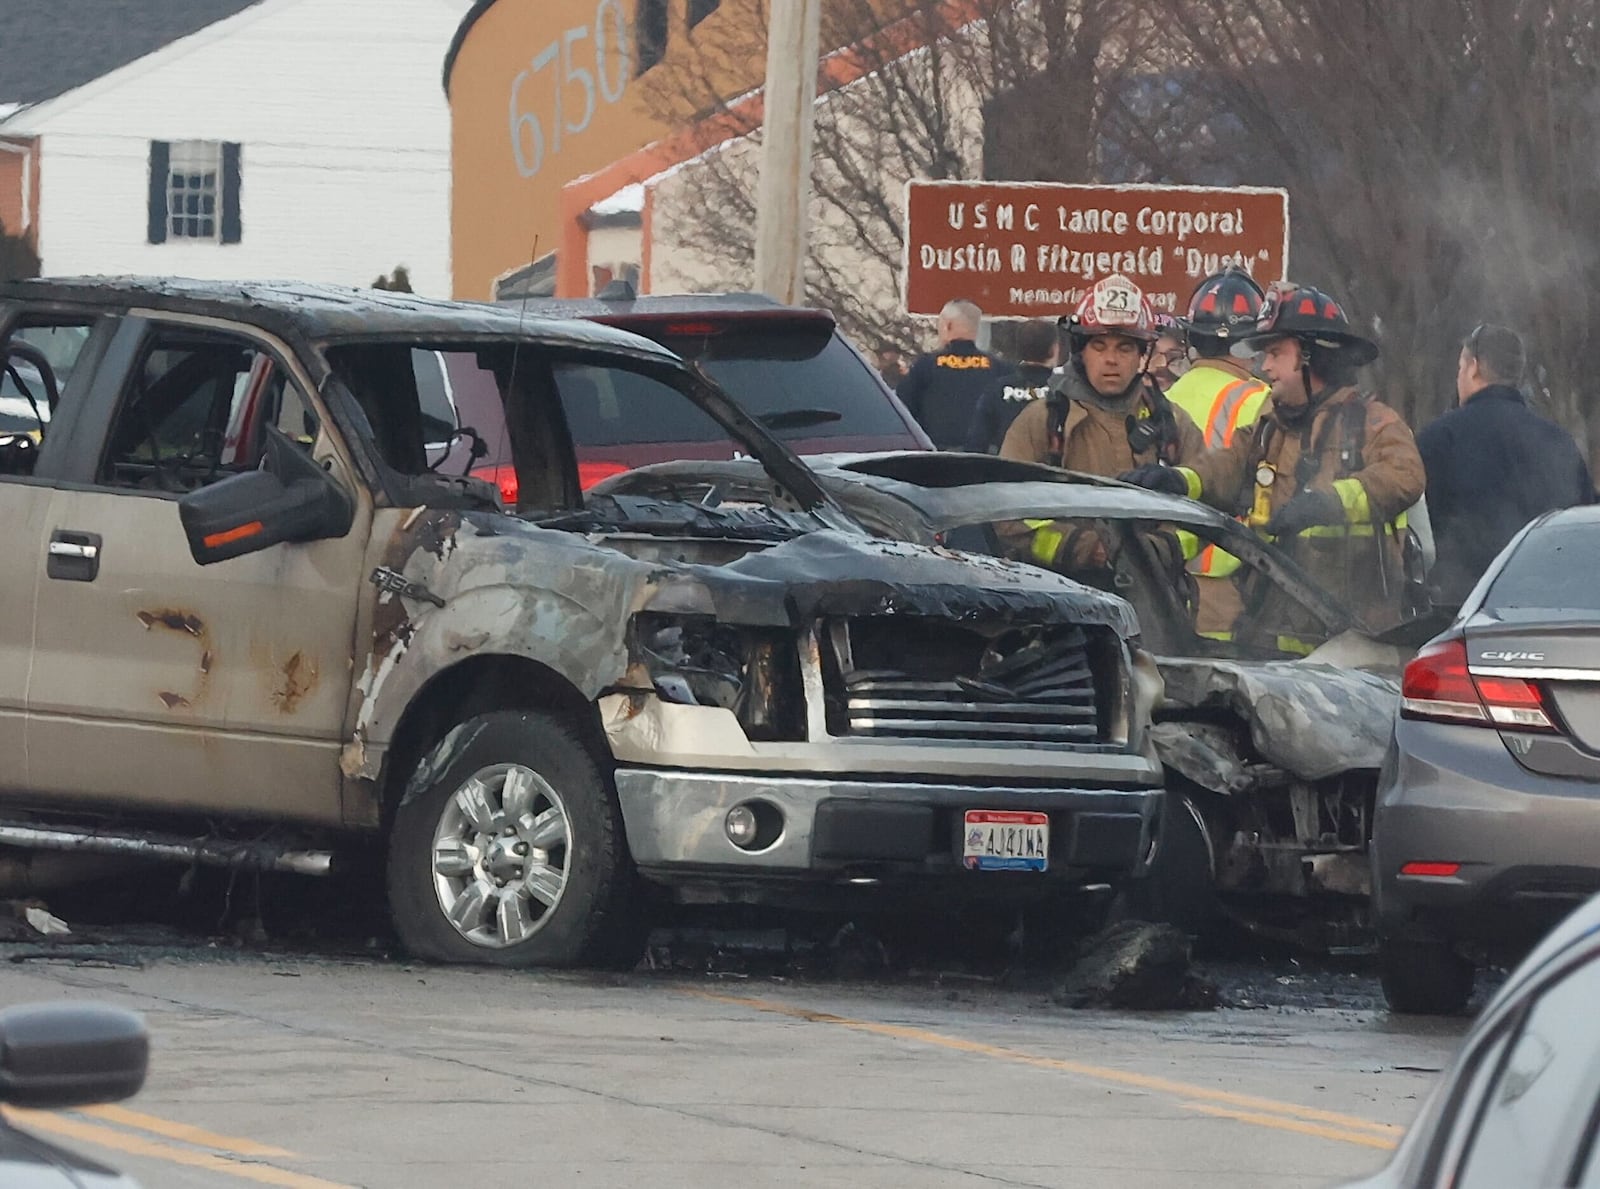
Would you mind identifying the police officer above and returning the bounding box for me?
[1123,281,1424,643]
[1000,274,1203,575]
[1418,323,1592,606]
[1164,267,1273,637]
[963,319,1059,453]
[897,299,1008,448]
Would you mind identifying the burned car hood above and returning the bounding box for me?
[826,451,1243,530]
[537,493,836,542]
[534,492,1137,630]
[1154,658,1399,782]
[690,531,1139,631]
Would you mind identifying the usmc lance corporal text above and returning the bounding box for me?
[921,202,1256,280]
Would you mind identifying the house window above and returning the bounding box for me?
[635,0,668,76]
[147,140,242,245]
[167,141,220,240]
[687,0,720,29]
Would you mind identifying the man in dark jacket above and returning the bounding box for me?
[963,319,1058,452]
[1418,323,1593,606]
[897,299,1009,448]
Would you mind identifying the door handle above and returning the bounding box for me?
[47,530,102,582]
[48,541,98,561]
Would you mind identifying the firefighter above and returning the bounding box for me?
[1122,281,1425,645]
[1164,267,1273,637]
[1149,313,1188,388]
[896,299,1008,448]
[1000,274,1203,579]
[1167,267,1271,445]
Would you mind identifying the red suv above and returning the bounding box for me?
[418,291,929,501]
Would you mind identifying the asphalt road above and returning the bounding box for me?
[0,945,1471,1189]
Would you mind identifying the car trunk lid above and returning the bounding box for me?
[1465,616,1600,776]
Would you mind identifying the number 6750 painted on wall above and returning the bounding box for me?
[508,0,630,178]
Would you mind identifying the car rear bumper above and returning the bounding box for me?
[614,769,1161,891]
[1372,720,1600,945]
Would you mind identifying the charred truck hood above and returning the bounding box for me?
[649,531,1139,631]
[495,505,1137,632]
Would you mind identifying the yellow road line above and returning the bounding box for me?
[1183,1103,1397,1151]
[686,989,1405,1145]
[83,1103,296,1158]
[7,1110,354,1189]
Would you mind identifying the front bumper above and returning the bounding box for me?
[614,769,1161,892]
[1372,720,1600,946]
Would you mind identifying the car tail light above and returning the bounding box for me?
[578,460,629,490]
[471,463,518,506]
[1400,861,1462,878]
[1401,637,1556,732]
[469,461,630,503]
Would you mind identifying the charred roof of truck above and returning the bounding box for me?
[0,277,681,360]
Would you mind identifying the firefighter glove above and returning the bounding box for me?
[1265,488,1345,537]
[1118,464,1188,496]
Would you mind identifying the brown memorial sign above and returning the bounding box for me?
[903,181,1289,318]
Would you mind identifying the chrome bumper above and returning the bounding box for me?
[614,768,1161,876]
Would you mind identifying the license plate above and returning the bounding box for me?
[962,810,1049,872]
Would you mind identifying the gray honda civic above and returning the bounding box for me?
[1373,505,1600,1014]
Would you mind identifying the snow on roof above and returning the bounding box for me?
[588,183,646,217]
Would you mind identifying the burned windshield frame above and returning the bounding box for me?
[313,334,856,528]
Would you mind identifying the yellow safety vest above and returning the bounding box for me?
[1166,367,1269,579]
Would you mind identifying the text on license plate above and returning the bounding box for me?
[963,810,1049,872]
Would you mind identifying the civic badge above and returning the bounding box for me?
[1255,463,1277,488]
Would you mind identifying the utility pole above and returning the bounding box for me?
[754,0,823,305]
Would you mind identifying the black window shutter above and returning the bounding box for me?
[221,142,242,244]
[147,140,170,244]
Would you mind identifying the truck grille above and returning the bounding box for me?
[829,619,1107,745]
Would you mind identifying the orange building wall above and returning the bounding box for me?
[447,0,972,299]
[448,0,767,299]
[0,138,39,249]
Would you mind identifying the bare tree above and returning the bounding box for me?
[639,0,1600,464]
[1121,1,1600,463]
[641,0,1139,355]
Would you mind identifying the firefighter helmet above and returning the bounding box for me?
[1231,281,1378,365]
[1181,266,1265,340]
[1060,275,1159,348]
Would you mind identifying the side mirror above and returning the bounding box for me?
[179,426,355,565]
[0,1003,148,1109]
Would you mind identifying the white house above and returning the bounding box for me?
[0,0,471,295]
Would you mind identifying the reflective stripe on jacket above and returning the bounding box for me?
[1179,385,1426,633]
[998,376,1203,567]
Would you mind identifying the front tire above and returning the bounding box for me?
[1378,935,1474,1015]
[386,710,643,968]
[1124,790,1221,942]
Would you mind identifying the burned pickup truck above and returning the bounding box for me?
[596,452,1415,950]
[0,279,1163,967]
